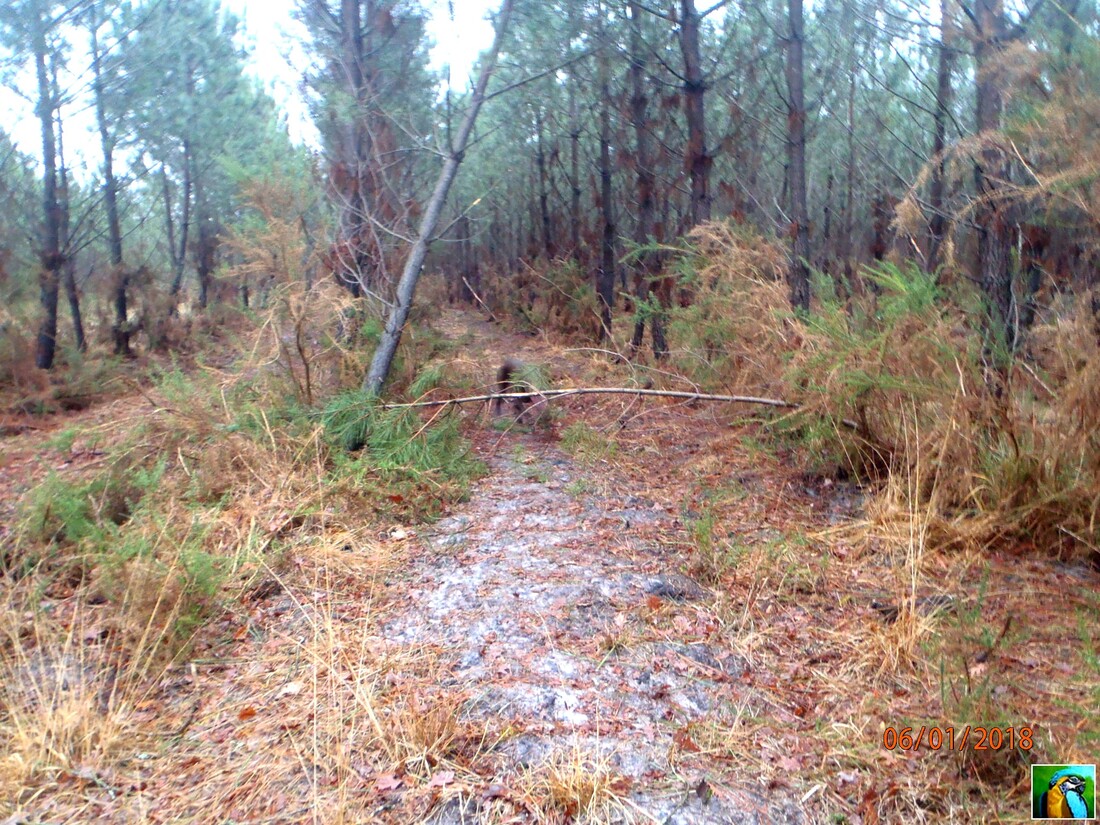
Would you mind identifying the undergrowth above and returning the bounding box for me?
[323,390,484,520]
[1,344,483,810]
[560,422,619,465]
[667,220,1100,558]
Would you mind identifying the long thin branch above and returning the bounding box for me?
[462,276,498,322]
[380,387,860,429]
[484,47,598,102]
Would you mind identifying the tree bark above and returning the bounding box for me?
[680,0,710,228]
[841,64,856,280]
[363,0,514,395]
[32,3,63,370]
[62,263,84,352]
[568,80,582,261]
[191,146,215,309]
[928,0,955,270]
[595,4,615,341]
[55,107,84,353]
[785,0,812,312]
[972,0,1013,349]
[90,2,130,355]
[535,108,552,259]
[627,0,665,356]
[334,0,370,296]
[167,146,192,298]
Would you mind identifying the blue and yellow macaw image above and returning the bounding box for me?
[1033,765,1096,819]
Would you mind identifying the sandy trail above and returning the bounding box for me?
[385,431,804,824]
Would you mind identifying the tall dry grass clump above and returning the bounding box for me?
[665,220,791,394]
[790,263,1099,556]
[666,217,1099,557]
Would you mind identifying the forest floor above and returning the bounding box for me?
[1,308,1098,824]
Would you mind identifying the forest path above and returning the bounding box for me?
[120,308,827,824]
[386,433,800,824]
[369,310,809,823]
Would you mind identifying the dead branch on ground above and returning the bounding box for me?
[380,387,860,429]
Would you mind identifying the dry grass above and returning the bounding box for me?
[523,740,634,824]
[577,327,1098,822]
[1,616,139,802]
[661,220,1100,559]
[0,172,488,818]
[0,297,485,820]
[665,221,792,396]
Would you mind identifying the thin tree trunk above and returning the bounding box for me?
[973,0,1013,349]
[680,0,710,227]
[191,147,213,310]
[363,0,514,396]
[628,0,665,356]
[785,0,811,312]
[568,80,582,261]
[163,167,177,287]
[55,106,84,353]
[33,7,63,370]
[535,108,552,259]
[91,3,129,355]
[334,0,369,296]
[596,4,616,341]
[62,265,84,352]
[168,145,192,297]
[842,67,856,279]
[928,0,954,270]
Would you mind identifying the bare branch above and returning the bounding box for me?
[380,387,860,430]
[484,47,598,102]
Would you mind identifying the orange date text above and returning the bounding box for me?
[882,725,1034,752]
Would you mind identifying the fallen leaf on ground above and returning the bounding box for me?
[375,773,403,791]
[427,770,455,788]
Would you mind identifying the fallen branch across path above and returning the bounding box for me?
[380,387,860,429]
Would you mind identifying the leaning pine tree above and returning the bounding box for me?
[363,0,515,396]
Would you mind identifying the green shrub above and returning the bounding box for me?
[323,391,485,519]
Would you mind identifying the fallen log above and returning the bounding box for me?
[380,387,859,430]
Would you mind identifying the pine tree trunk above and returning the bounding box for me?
[168,147,192,298]
[32,8,63,370]
[973,0,1013,349]
[91,5,130,355]
[928,0,954,270]
[785,0,812,312]
[842,68,856,280]
[568,82,582,261]
[363,0,514,395]
[191,149,214,310]
[56,121,84,354]
[335,0,371,297]
[596,5,615,341]
[536,109,552,259]
[628,0,664,355]
[63,263,85,352]
[680,0,710,228]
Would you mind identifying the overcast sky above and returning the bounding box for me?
[222,0,497,145]
[1,0,498,171]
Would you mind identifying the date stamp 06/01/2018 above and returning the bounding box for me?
[882,725,1033,752]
